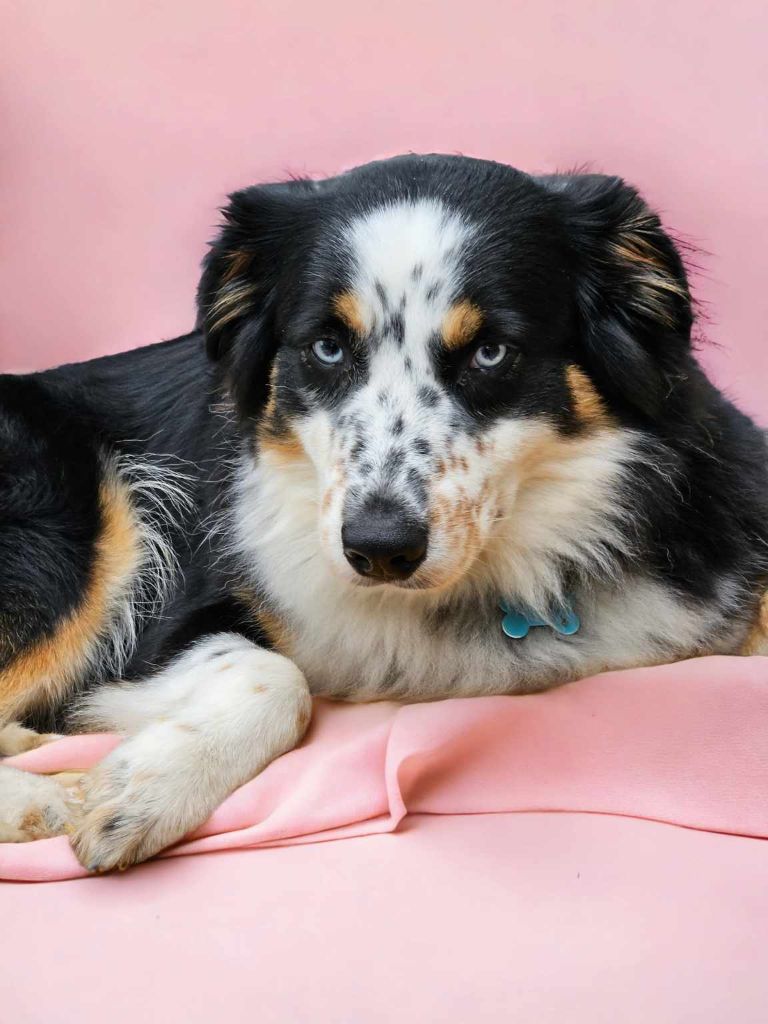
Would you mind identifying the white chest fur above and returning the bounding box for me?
[230,452,742,702]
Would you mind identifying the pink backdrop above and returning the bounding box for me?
[2,10,768,1016]
[2,0,767,421]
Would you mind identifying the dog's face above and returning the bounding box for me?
[199,155,692,598]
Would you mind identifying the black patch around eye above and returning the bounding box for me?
[452,351,573,430]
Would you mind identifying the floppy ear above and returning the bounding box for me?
[539,173,693,419]
[196,179,318,409]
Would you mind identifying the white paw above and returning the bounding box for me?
[70,635,312,872]
[0,765,73,842]
[70,724,218,872]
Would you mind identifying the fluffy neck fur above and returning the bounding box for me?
[225,420,747,701]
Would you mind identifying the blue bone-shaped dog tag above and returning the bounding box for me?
[499,597,580,639]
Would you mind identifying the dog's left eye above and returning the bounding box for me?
[311,339,345,365]
[470,343,508,370]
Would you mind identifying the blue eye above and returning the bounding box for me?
[311,339,345,365]
[470,343,508,369]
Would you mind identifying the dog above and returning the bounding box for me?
[1,153,767,870]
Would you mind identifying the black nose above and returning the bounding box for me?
[342,506,428,582]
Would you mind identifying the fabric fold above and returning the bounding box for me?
[2,655,767,882]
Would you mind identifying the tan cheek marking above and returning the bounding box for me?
[566,365,610,426]
[259,432,306,463]
[332,291,367,335]
[0,476,142,721]
[442,300,483,351]
[257,365,306,462]
[742,591,768,655]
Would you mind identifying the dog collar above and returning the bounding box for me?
[499,597,580,639]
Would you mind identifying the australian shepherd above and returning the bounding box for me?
[1,154,767,869]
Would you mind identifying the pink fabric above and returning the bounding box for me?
[2,813,768,1023]
[3,654,768,882]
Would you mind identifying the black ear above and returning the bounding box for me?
[539,173,693,419]
[196,178,319,368]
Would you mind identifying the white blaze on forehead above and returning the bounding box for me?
[325,201,481,528]
[345,198,472,339]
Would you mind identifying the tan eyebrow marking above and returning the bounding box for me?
[565,364,609,426]
[332,291,367,335]
[442,300,483,350]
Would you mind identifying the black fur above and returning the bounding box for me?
[1,153,767,731]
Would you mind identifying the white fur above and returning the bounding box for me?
[0,765,73,842]
[1,200,745,869]
[234,423,742,702]
[98,453,193,678]
[70,633,311,871]
[345,197,471,336]
[224,199,747,699]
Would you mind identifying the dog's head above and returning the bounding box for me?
[198,155,692,600]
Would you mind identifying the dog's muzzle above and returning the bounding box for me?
[342,499,428,582]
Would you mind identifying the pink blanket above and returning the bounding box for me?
[3,654,768,882]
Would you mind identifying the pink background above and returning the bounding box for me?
[2,8,768,1016]
[2,0,767,421]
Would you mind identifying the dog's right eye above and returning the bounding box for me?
[310,339,345,366]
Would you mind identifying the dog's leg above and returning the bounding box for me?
[70,633,311,872]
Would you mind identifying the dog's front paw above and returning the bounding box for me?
[70,726,213,872]
[0,765,74,842]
